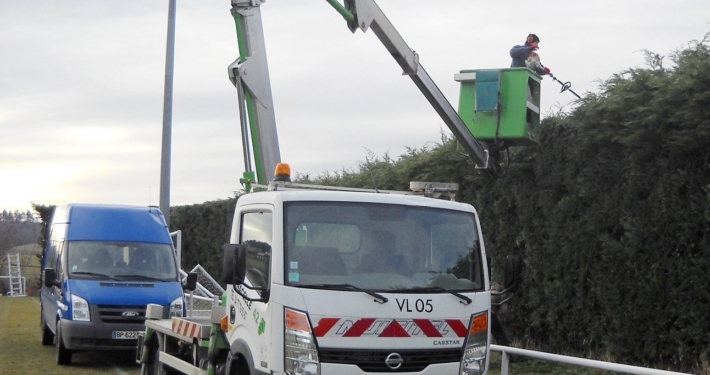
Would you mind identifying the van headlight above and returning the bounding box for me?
[459,311,488,375]
[169,296,184,318]
[71,294,90,322]
[284,308,319,375]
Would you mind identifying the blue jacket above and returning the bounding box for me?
[510,44,546,75]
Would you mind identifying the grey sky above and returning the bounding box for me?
[1,1,707,213]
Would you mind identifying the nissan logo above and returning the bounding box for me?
[385,353,403,370]
[122,311,140,317]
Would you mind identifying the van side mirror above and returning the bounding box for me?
[222,244,246,285]
[43,268,60,288]
[182,272,197,291]
[503,255,523,293]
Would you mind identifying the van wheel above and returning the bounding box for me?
[55,320,72,365]
[40,311,54,346]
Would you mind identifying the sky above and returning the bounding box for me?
[1,1,708,215]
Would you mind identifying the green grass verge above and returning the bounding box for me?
[0,297,140,375]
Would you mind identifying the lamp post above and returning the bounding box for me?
[159,0,176,226]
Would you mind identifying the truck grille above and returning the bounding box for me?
[97,305,147,324]
[319,348,462,372]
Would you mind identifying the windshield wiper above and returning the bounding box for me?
[71,271,120,281]
[301,283,388,304]
[115,274,166,282]
[402,286,472,305]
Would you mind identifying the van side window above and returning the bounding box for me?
[47,242,58,270]
[55,242,65,280]
[240,211,273,295]
[45,223,66,269]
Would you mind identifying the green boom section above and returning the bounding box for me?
[457,67,541,147]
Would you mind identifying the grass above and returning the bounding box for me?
[0,296,140,375]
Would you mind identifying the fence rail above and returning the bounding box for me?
[490,344,695,375]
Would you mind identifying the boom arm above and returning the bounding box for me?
[228,0,281,186]
[328,0,500,176]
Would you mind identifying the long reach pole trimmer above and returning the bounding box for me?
[544,66,582,99]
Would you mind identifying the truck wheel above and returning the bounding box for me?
[55,320,72,365]
[147,335,167,375]
[40,309,54,346]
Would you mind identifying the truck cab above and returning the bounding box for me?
[224,188,491,375]
[40,204,185,365]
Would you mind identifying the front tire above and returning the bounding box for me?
[55,320,72,365]
[146,334,166,375]
[40,308,54,346]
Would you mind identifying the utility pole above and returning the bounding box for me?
[159,0,176,227]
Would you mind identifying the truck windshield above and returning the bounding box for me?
[284,201,483,292]
[67,241,178,282]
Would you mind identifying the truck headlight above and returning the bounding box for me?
[459,311,488,375]
[71,294,90,322]
[169,296,184,318]
[284,308,319,375]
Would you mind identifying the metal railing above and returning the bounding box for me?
[490,344,695,375]
[179,264,225,317]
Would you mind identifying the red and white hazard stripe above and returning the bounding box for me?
[312,317,468,338]
[172,317,203,340]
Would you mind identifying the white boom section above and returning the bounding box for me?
[341,0,499,175]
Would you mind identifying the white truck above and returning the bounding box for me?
[138,171,519,375]
[136,1,520,374]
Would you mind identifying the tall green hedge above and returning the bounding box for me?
[168,198,237,276]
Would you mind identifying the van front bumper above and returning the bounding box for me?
[60,318,146,351]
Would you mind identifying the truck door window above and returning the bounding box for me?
[240,211,273,295]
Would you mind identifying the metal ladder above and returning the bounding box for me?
[6,253,25,296]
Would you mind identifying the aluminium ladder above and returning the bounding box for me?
[6,253,25,296]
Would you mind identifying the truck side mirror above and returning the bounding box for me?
[43,268,60,288]
[182,272,198,291]
[503,255,523,293]
[222,244,246,285]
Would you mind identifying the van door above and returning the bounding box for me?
[42,240,64,334]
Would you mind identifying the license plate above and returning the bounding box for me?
[112,331,140,339]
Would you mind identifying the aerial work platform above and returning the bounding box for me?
[455,67,541,147]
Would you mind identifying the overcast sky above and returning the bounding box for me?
[1,1,707,214]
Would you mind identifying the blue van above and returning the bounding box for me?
[40,204,188,365]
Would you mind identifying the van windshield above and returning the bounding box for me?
[283,201,483,292]
[67,241,178,282]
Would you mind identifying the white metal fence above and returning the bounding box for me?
[490,344,695,375]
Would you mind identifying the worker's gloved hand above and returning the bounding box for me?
[544,67,551,75]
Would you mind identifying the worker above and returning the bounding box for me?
[510,33,550,76]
